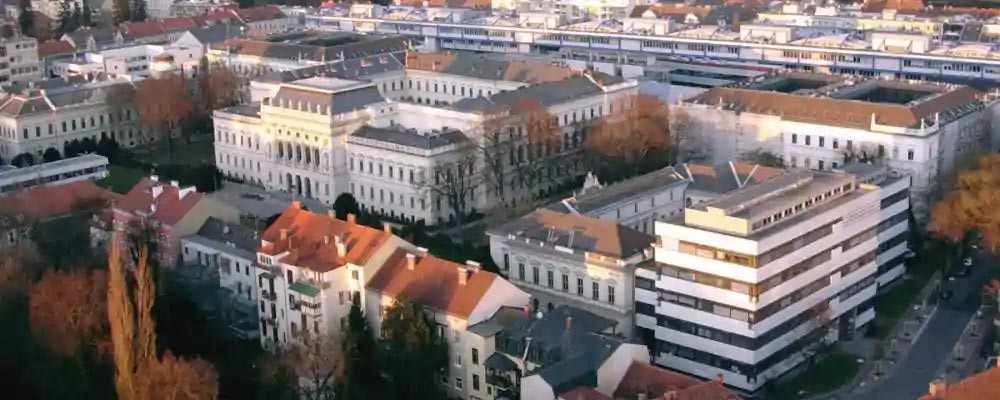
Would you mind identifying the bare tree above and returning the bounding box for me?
[277,335,344,400]
[472,110,513,206]
[585,94,672,179]
[29,269,108,357]
[134,351,219,400]
[424,155,481,225]
[507,99,560,193]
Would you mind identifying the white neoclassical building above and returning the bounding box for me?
[214,51,638,225]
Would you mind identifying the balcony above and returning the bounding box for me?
[289,280,328,297]
[260,290,277,301]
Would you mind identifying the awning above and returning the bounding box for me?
[289,281,320,297]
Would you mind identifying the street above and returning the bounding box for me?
[852,252,995,400]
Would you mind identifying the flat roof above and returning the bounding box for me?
[0,154,108,181]
[286,77,368,92]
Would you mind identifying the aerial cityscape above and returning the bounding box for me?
[0,0,998,399]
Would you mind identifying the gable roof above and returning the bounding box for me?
[451,74,616,113]
[690,85,982,130]
[120,20,166,39]
[489,209,653,259]
[366,249,498,318]
[0,180,118,230]
[116,177,203,226]
[920,366,1000,400]
[404,51,579,84]
[38,40,75,57]
[553,167,688,215]
[613,362,742,400]
[234,5,287,23]
[259,202,391,272]
[159,17,199,32]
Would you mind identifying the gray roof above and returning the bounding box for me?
[488,209,653,259]
[186,23,244,46]
[270,84,384,115]
[451,74,615,113]
[351,125,468,150]
[0,77,135,117]
[257,52,405,84]
[215,35,407,63]
[552,167,688,215]
[218,103,261,118]
[65,27,117,46]
[186,217,259,259]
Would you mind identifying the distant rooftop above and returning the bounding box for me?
[350,125,469,150]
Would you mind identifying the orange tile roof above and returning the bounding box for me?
[403,51,579,84]
[560,387,612,400]
[366,249,498,319]
[259,202,391,272]
[121,20,166,39]
[614,362,742,400]
[523,209,653,259]
[159,17,198,31]
[235,5,287,22]
[116,177,202,226]
[691,85,981,130]
[37,40,75,57]
[920,367,1000,400]
[0,180,118,229]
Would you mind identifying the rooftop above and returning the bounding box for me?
[551,167,688,215]
[0,180,117,230]
[350,125,469,150]
[678,161,786,196]
[451,73,622,113]
[488,209,653,260]
[189,217,259,255]
[920,364,1000,400]
[116,177,203,226]
[404,51,580,83]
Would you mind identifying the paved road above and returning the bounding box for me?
[854,253,993,400]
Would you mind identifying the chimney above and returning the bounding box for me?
[715,374,724,384]
[458,265,469,285]
[280,228,289,241]
[929,379,947,397]
[347,213,356,224]
[291,200,302,209]
[383,223,392,235]
[150,174,159,182]
[465,260,481,272]
[323,235,330,245]
[416,246,429,256]
[327,209,336,220]
[565,315,572,331]
[170,180,179,187]
[406,253,417,270]
[335,235,346,257]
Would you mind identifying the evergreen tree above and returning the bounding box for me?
[378,300,448,399]
[42,147,62,163]
[113,0,131,24]
[339,293,377,399]
[17,0,34,38]
[71,2,82,29]
[55,0,74,37]
[131,0,146,21]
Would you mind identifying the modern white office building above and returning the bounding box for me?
[0,153,108,194]
[635,164,910,392]
[305,4,1000,82]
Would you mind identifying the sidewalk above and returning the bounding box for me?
[939,304,995,382]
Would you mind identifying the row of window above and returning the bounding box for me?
[2,110,132,141]
[516,263,617,305]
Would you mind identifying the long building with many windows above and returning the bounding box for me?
[635,164,909,392]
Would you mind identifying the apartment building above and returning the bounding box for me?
[0,35,40,85]
[548,167,689,234]
[487,209,653,337]
[0,180,117,247]
[48,42,203,78]
[636,165,910,392]
[111,176,239,267]
[365,248,529,400]
[307,4,1000,82]
[214,52,637,225]
[253,201,410,350]
[0,75,144,162]
[678,73,999,216]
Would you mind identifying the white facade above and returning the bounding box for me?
[49,43,203,78]
[0,36,40,85]
[636,166,909,392]
[0,153,108,194]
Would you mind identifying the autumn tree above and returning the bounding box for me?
[29,269,108,357]
[197,58,239,112]
[585,94,672,181]
[928,154,1000,251]
[134,351,219,400]
[107,243,158,400]
[507,99,561,194]
[278,335,343,400]
[378,300,448,399]
[134,73,194,158]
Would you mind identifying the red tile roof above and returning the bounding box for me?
[366,249,498,318]
[0,180,118,229]
[920,367,1000,400]
[116,177,202,226]
[38,40,75,57]
[560,387,611,400]
[121,20,166,39]
[614,362,742,400]
[159,17,198,31]
[235,5,287,22]
[259,202,391,272]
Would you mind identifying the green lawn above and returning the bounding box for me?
[97,164,146,194]
[770,351,862,400]
[869,244,944,338]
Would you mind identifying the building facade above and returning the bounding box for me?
[0,153,108,194]
[635,165,909,392]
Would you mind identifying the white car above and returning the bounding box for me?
[963,257,973,267]
[904,249,917,259]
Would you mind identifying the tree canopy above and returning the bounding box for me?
[929,154,1000,250]
[378,300,448,399]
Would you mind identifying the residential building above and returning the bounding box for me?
[0,74,144,162]
[48,42,204,78]
[170,0,236,18]
[467,305,741,400]
[921,359,1000,400]
[0,153,108,194]
[111,176,239,266]
[213,52,637,225]
[365,248,530,400]
[547,168,689,234]
[0,180,117,246]
[61,27,119,52]
[253,201,410,350]
[180,216,261,339]
[678,73,999,216]
[487,209,653,337]
[636,165,909,392]
[0,35,40,85]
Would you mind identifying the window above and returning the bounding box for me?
[577,278,584,296]
[472,348,479,365]
[532,267,539,285]
[805,135,811,146]
[608,285,616,304]
[907,149,914,161]
[473,374,480,391]
[455,377,463,389]
[818,137,825,147]
[518,263,525,280]
[592,282,599,300]
[833,139,839,149]
[352,270,359,281]
[562,274,569,292]
[791,134,798,144]
[547,270,554,288]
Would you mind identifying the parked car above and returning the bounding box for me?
[963,257,974,267]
